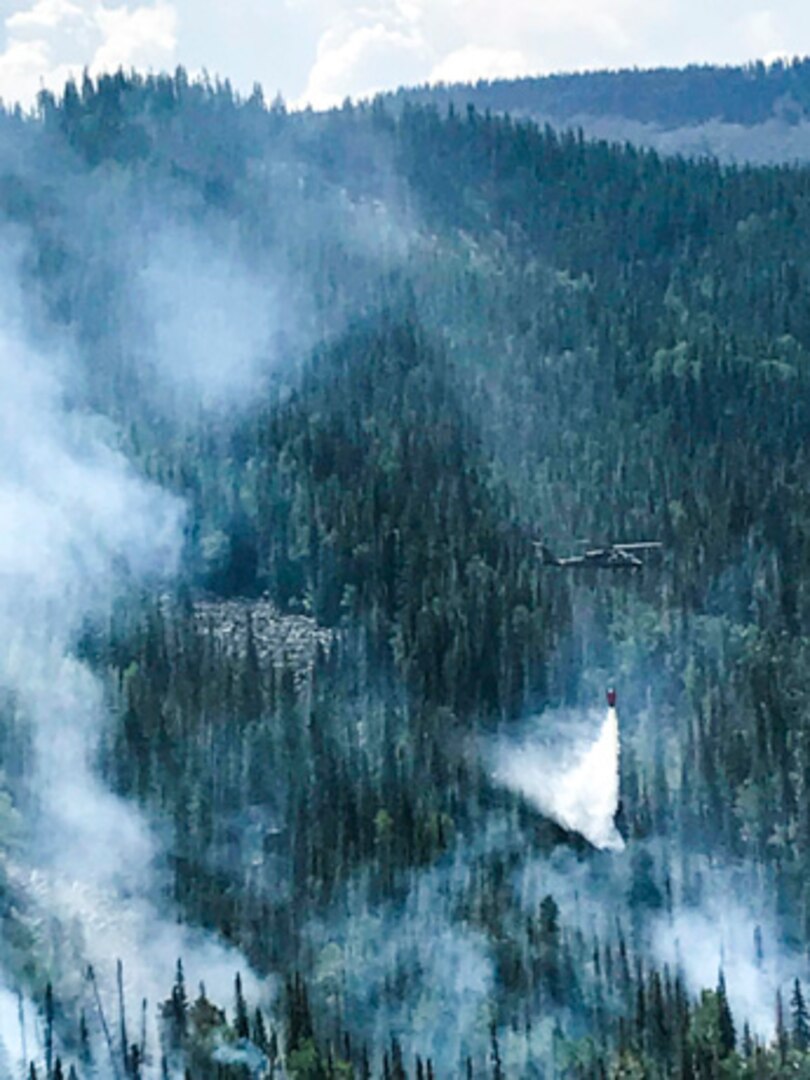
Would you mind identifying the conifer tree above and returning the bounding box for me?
[45,982,54,1080]
[776,989,789,1064]
[791,978,810,1052]
[252,1007,269,1054]
[716,971,735,1057]
[490,1023,503,1080]
[234,973,250,1040]
[742,1022,753,1058]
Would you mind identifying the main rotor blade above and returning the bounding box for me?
[612,542,663,550]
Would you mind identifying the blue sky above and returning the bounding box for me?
[1,0,808,110]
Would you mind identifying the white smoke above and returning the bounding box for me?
[0,244,261,1072]
[491,706,624,851]
[0,112,422,1070]
[134,223,285,412]
[651,864,800,1040]
[305,854,494,1075]
[0,987,39,1080]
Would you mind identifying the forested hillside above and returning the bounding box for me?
[1,69,810,1076]
[393,57,810,163]
[397,58,810,127]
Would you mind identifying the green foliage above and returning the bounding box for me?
[390,56,810,129]
[9,66,810,1079]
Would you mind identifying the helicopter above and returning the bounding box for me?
[535,540,662,569]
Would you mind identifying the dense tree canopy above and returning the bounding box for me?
[2,66,810,1076]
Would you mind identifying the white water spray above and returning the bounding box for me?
[492,705,624,851]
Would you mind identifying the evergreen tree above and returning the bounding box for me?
[490,1023,503,1080]
[252,1007,269,1054]
[234,973,250,1040]
[45,982,54,1080]
[717,971,735,1057]
[776,989,789,1064]
[792,978,810,1052]
[161,959,188,1051]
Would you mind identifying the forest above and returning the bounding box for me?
[394,56,810,127]
[1,63,810,1076]
[393,57,810,164]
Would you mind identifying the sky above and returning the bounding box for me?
[0,0,808,111]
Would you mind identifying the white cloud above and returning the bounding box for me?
[7,0,85,32]
[0,37,55,105]
[429,44,529,85]
[0,0,178,108]
[93,1,177,73]
[740,9,781,49]
[294,0,654,109]
[440,0,638,52]
[4,0,810,113]
[737,8,788,62]
[299,19,428,107]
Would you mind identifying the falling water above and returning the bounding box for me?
[492,706,624,851]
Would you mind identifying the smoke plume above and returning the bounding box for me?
[0,240,260,1073]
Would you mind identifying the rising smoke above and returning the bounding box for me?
[0,98,419,1073]
[0,78,804,1076]
[0,232,264,1073]
[650,858,801,1039]
[305,856,495,1076]
[134,223,287,412]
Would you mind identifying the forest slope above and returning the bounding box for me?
[392,57,810,163]
[0,71,809,1077]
